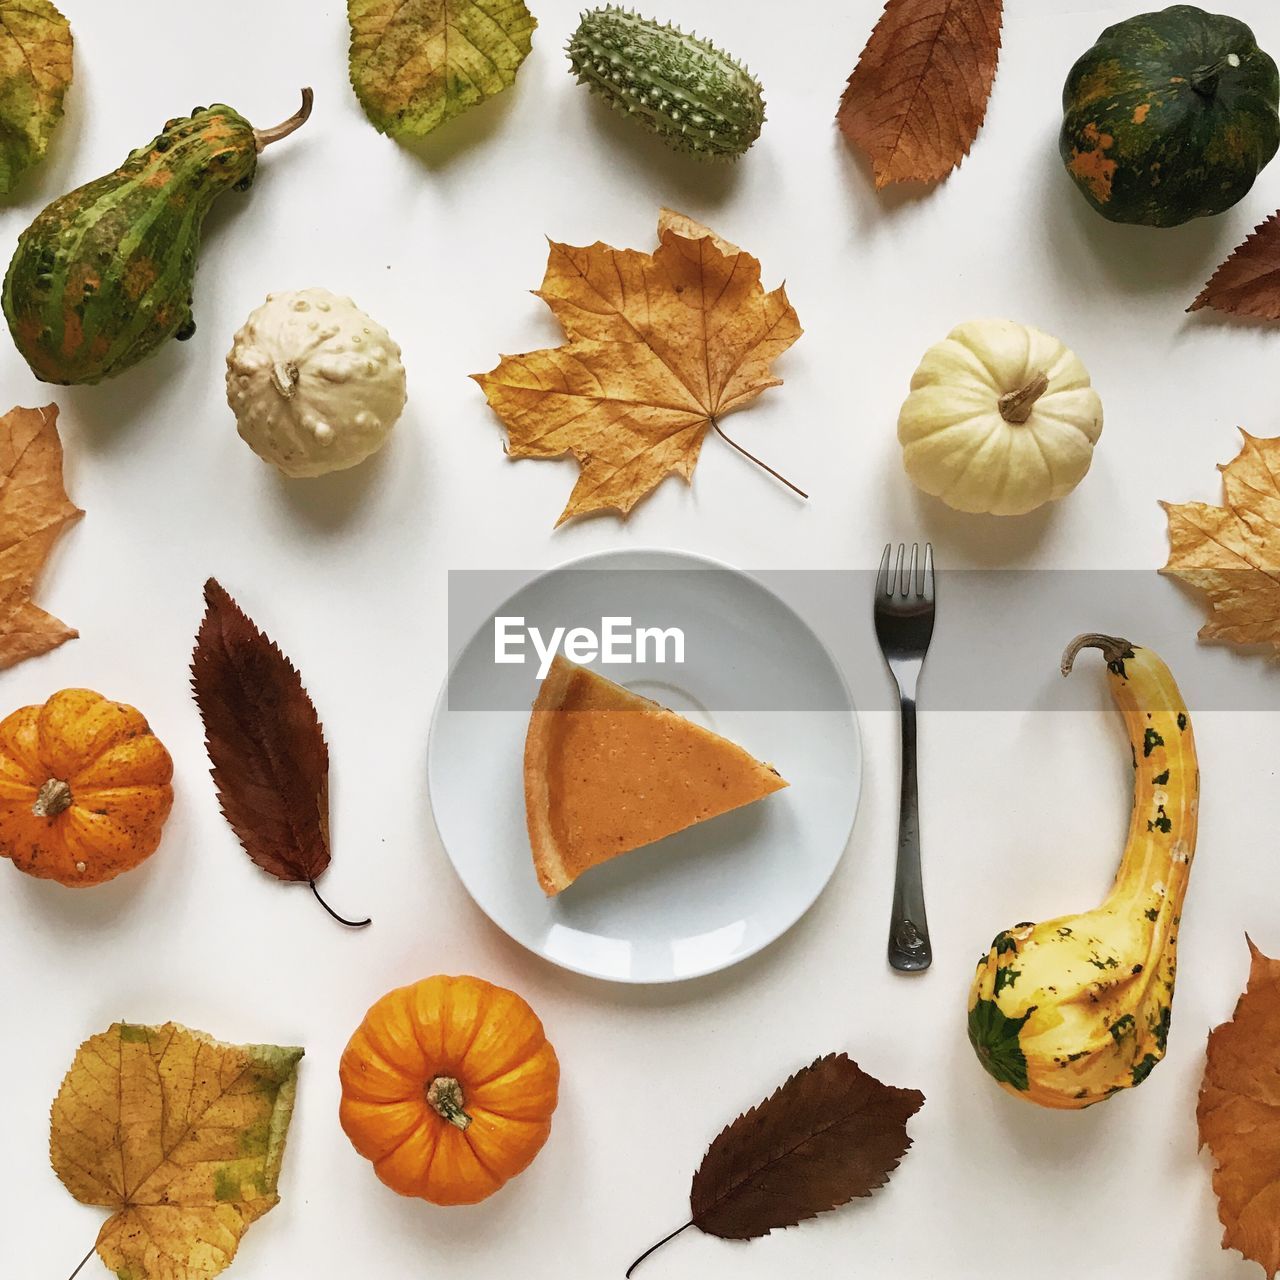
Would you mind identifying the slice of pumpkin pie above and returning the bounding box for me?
[524,656,787,895]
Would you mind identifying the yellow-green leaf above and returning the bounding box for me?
[348,0,536,138]
[0,0,72,195]
[50,1022,302,1280]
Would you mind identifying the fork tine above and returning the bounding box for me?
[922,542,935,603]
[876,544,892,597]
[908,543,919,597]
[894,543,905,597]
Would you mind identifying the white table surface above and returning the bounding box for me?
[3,2,1279,1277]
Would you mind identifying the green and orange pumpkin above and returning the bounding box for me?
[3,92,312,386]
[1060,6,1279,227]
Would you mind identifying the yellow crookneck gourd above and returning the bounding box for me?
[968,634,1198,1110]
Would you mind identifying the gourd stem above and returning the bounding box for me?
[254,88,314,152]
[625,1222,694,1277]
[998,372,1050,425]
[272,362,300,398]
[1061,632,1134,676]
[33,778,73,818]
[308,879,371,928]
[66,1244,96,1280]
[426,1076,472,1130]
[710,418,809,499]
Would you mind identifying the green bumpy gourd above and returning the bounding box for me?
[567,7,764,158]
[3,91,313,386]
[1060,6,1280,227]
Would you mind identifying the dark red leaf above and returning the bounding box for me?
[190,579,368,927]
[1190,213,1280,319]
[628,1054,923,1275]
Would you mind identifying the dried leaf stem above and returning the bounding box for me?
[625,1221,693,1277]
[711,419,808,499]
[309,880,371,929]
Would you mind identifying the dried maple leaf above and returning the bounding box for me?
[473,209,803,526]
[0,0,73,194]
[1191,213,1280,319]
[1199,939,1280,1278]
[0,403,81,670]
[627,1053,923,1276]
[191,579,369,927]
[348,0,536,138]
[51,1021,302,1280]
[1160,431,1280,651]
[837,0,1004,188]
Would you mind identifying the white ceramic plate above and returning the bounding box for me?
[428,548,861,983]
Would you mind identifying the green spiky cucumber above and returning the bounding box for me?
[567,7,764,158]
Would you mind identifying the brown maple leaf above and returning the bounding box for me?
[1199,939,1280,1278]
[837,0,1004,189]
[472,209,803,526]
[1160,431,1280,651]
[1191,213,1280,319]
[191,579,369,927]
[0,403,82,670]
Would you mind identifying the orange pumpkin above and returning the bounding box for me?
[339,975,560,1205]
[0,689,174,887]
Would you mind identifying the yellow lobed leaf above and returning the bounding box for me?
[50,1022,303,1280]
[473,210,802,525]
[0,403,82,670]
[1161,431,1280,651]
[1199,940,1280,1278]
[348,0,536,138]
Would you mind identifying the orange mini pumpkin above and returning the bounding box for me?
[339,975,560,1206]
[0,688,174,886]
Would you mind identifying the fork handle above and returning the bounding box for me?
[889,696,932,972]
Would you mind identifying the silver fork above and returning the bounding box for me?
[874,543,936,973]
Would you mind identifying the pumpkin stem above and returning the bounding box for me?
[625,1222,694,1277]
[308,879,372,929]
[1061,633,1134,676]
[426,1076,472,1131]
[272,361,301,399]
[254,88,314,152]
[998,372,1050,425]
[710,418,809,499]
[33,778,73,818]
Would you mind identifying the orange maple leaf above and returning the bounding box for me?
[0,403,82,670]
[472,209,802,526]
[1160,431,1280,652]
[837,0,1004,189]
[1199,939,1280,1278]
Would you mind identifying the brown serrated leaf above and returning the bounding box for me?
[1160,431,1280,652]
[190,579,369,927]
[1198,938,1280,1278]
[51,1021,302,1280]
[627,1054,923,1275]
[0,403,82,670]
[472,208,804,527]
[1191,213,1280,319]
[837,0,1004,188]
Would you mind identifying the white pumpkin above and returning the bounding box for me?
[226,288,407,478]
[897,319,1103,516]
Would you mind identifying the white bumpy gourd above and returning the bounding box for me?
[227,288,407,478]
[897,319,1103,516]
